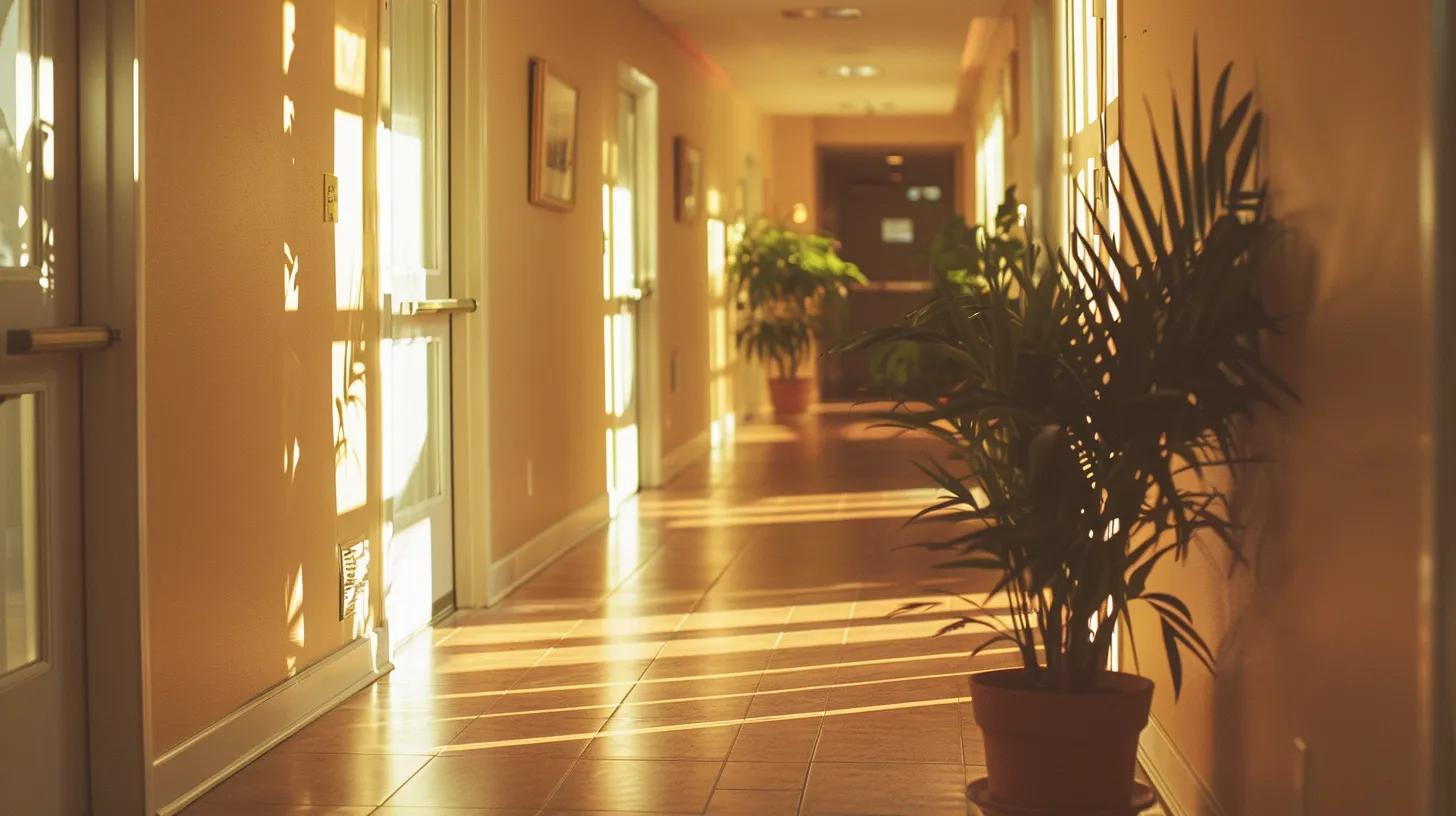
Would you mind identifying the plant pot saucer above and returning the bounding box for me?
[967,778,1157,816]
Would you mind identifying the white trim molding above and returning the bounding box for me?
[1138,715,1224,816]
[660,427,711,487]
[448,0,494,610]
[486,495,611,605]
[151,630,391,815]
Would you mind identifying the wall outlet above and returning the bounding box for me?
[1292,737,1308,816]
[526,459,534,497]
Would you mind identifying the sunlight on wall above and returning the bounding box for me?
[282,1,297,73]
[333,109,364,310]
[707,217,734,449]
[282,241,300,311]
[285,566,306,650]
[333,338,368,514]
[333,24,367,97]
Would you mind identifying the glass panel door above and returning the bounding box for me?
[382,0,454,641]
[0,0,88,811]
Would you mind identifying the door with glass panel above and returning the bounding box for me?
[0,0,90,812]
[382,0,458,640]
[604,88,645,509]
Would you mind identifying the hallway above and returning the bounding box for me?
[184,406,1022,815]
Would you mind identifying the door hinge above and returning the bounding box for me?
[1093,0,1107,18]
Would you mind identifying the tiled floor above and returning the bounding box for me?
[185,406,1165,815]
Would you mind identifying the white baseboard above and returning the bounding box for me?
[152,628,391,815]
[1138,715,1224,816]
[661,427,711,486]
[486,494,610,605]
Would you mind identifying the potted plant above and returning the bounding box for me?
[730,222,865,415]
[838,56,1293,814]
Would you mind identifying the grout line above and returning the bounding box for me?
[799,588,858,815]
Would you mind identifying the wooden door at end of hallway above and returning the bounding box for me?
[818,148,959,400]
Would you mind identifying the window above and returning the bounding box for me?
[1067,0,1119,258]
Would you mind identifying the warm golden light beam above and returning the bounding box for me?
[443,694,965,754]
[428,643,1021,705]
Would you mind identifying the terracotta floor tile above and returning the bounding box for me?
[445,712,607,758]
[274,707,472,756]
[381,754,575,810]
[587,716,742,760]
[374,809,534,816]
[814,703,964,764]
[198,752,428,807]
[706,788,803,815]
[190,411,1006,811]
[616,673,761,720]
[729,717,824,763]
[545,758,722,813]
[716,760,810,790]
[802,761,970,815]
[180,804,373,815]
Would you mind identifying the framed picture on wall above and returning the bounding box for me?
[529,58,579,210]
[675,137,702,222]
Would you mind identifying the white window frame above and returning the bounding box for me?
[1066,0,1120,257]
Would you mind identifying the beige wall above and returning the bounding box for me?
[1120,2,1432,813]
[965,6,1036,224]
[481,0,769,552]
[143,0,382,750]
[140,0,768,751]
[768,113,977,235]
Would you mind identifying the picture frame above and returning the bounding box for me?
[675,137,703,222]
[529,58,579,211]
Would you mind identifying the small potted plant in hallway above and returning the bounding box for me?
[729,222,865,415]
[838,56,1293,815]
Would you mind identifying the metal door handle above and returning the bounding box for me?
[395,298,477,316]
[7,326,121,355]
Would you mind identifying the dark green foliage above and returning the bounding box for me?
[836,53,1293,696]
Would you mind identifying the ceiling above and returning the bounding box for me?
[637,0,1005,115]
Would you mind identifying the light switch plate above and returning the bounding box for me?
[323,173,340,223]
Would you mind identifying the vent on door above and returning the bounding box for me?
[339,540,370,621]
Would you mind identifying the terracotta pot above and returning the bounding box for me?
[767,377,815,415]
[970,669,1153,813]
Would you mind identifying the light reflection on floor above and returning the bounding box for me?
[186,407,1165,815]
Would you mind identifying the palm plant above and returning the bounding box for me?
[839,55,1294,695]
[730,223,865,379]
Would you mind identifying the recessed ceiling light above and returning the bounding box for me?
[782,7,863,20]
[830,64,879,78]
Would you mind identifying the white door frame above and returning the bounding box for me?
[618,65,663,488]
[447,0,492,607]
[78,0,152,812]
